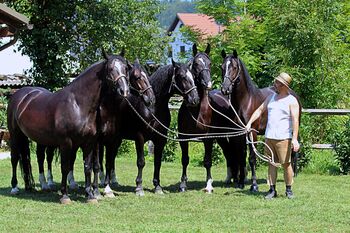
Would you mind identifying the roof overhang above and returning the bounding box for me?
[0,3,32,30]
[0,3,32,52]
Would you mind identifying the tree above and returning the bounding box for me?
[7,0,169,90]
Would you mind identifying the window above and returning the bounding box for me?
[168,47,173,58]
[180,46,185,54]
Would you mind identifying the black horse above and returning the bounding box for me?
[220,49,301,191]
[7,51,129,203]
[99,59,200,195]
[98,59,156,197]
[177,43,215,192]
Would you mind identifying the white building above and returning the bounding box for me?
[166,13,223,64]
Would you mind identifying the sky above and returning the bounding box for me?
[0,41,32,75]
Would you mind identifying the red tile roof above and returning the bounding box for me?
[168,13,224,39]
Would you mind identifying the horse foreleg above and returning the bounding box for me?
[135,135,145,196]
[153,139,165,194]
[92,145,102,200]
[203,140,214,193]
[218,138,234,185]
[248,135,259,192]
[37,144,50,191]
[83,146,97,203]
[68,149,79,190]
[60,146,71,204]
[179,140,189,192]
[103,142,119,198]
[237,139,247,189]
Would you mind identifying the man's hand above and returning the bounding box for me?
[292,139,300,152]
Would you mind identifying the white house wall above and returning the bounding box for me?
[167,20,193,64]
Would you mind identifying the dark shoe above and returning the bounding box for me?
[285,190,294,199]
[265,189,277,199]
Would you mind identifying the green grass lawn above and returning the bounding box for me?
[0,155,349,233]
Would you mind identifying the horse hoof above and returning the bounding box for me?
[60,195,72,205]
[136,190,145,197]
[48,183,57,191]
[10,186,19,195]
[69,182,79,191]
[238,184,245,190]
[224,179,233,186]
[41,184,51,192]
[87,198,98,204]
[179,187,186,192]
[203,188,214,194]
[250,184,259,192]
[154,186,164,195]
[104,191,115,198]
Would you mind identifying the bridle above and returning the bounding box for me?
[223,57,241,88]
[130,81,153,97]
[168,68,197,96]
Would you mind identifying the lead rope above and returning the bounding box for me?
[224,94,281,167]
[124,98,247,142]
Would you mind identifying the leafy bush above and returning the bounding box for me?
[334,118,350,174]
[162,111,178,162]
[0,96,7,128]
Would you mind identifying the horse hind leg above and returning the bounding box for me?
[17,136,35,191]
[10,147,20,194]
[46,146,56,190]
[37,144,50,191]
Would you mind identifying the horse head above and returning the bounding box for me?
[103,50,130,97]
[129,59,156,109]
[171,59,200,107]
[189,43,212,91]
[220,49,241,95]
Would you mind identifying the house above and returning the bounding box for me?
[167,13,223,64]
[0,3,32,91]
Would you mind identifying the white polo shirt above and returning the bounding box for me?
[265,93,298,140]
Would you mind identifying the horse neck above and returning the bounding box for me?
[67,62,104,111]
[149,65,173,108]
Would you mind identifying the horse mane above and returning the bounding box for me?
[149,64,173,98]
[238,58,259,94]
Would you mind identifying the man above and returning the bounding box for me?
[246,72,300,199]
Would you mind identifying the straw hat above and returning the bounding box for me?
[275,72,292,87]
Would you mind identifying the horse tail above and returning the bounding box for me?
[18,137,35,190]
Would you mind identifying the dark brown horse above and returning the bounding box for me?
[177,43,214,192]
[102,59,200,195]
[7,52,130,203]
[98,59,156,197]
[220,49,301,191]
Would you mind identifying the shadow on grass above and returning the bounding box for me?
[0,181,95,204]
[162,178,268,196]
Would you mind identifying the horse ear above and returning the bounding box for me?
[233,49,238,58]
[171,58,179,68]
[134,58,140,65]
[192,43,198,56]
[127,60,133,70]
[205,43,210,55]
[221,49,226,59]
[120,48,126,57]
[102,48,109,60]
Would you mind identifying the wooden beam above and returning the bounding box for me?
[302,109,350,115]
